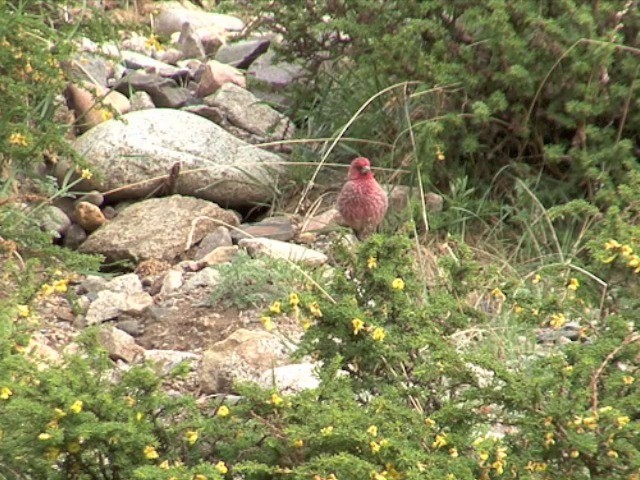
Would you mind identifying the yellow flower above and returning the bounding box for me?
[513,304,523,314]
[544,432,555,446]
[9,132,28,146]
[391,278,405,290]
[496,446,508,461]
[80,169,92,180]
[621,244,633,257]
[352,318,365,335]
[478,450,489,464]
[185,430,198,445]
[525,461,548,472]
[567,278,580,291]
[570,449,580,458]
[0,387,13,400]
[269,301,281,314]
[40,283,55,296]
[583,415,598,430]
[194,475,207,480]
[320,426,334,436]
[215,461,228,474]
[38,433,52,440]
[16,304,30,317]
[492,460,505,475]
[289,292,299,306]
[143,445,159,459]
[371,327,386,342]
[307,302,323,318]
[53,408,66,419]
[616,416,630,428]
[124,396,136,407]
[261,316,273,331]
[159,460,170,469]
[70,400,83,414]
[491,288,506,301]
[424,417,436,428]
[607,450,619,458]
[370,441,381,453]
[532,273,541,284]
[602,254,618,264]
[549,313,566,329]
[293,439,304,448]
[449,447,458,457]
[622,375,634,385]
[217,405,230,417]
[367,425,378,437]
[269,392,283,406]
[371,473,386,480]
[136,412,144,421]
[432,433,448,449]
[604,239,622,250]
[436,147,445,161]
[367,257,377,269]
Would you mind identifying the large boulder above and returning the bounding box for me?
[65,109,286,207]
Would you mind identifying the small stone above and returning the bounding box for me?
[74,201,107,232]
[160,269,184,295]
[129,91,156,110]
[194,226,233,259]
[98,326,145,363]
[182,267,221,291]
[116,319,145,337]
[232,216,296,242]
[201,245,238,265]
[76,190,104,207]
[63,223,88,249]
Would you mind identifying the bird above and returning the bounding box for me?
[337,157,388,239]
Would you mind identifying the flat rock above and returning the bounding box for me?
[215,38,272,69]
[301,208,341,233]
[78,195,240,263]
[119,50,183,77]
[232,216,296,242]
[201,246,239,265]
[199,329,290,394]
[239,237,327,266]
[247,50,305,91]
[194,226,233,259]
[204,83,294,142]
[195,61,245,98]
[155,5,244,35]
[117,71,192,109]
[65,109,286,207]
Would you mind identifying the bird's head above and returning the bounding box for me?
[348,157,373,180]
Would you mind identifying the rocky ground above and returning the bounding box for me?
[13,0,582,402]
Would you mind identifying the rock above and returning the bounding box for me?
[65,82,131,132]
[84,274,153,325]
[239,238,328,266]
[301,208,341,233]
[215,38,271,69]
[76,190,104,207]
[204,83,294,142]
[194,226,233,259]
[247,50,305,91]
[116,318,145,337]
[160,269,184,295]
[199,329,290,394]
[66,109,286,207]
[231,216,296,242]
[257,363,320,393]
[74,201,107,232]
[154,5,244,35]
[63,224,88,249]
[158,48,185,65]
[98,326,145,363]
[182,267,221,291]
[120,50,184,77]
[62,54,114,87]
[77,274,109,295]
[78,195,239,263]
[145,349,199,375]
[129,91,155,110]
[177,22,205,59]
[35,205,71,237]
[385,185,444,214]
[201,245,238,265]
[195,61,245,98]
[425,192,444,212]
[116,71,192,109]
[26,333,62,365]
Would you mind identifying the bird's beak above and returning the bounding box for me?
[360,166,371,173]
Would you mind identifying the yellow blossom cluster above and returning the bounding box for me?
[262,294,317,332]
[603,239,640,273]
[350,318,386,342]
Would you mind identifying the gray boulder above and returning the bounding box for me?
[67,109,286,207]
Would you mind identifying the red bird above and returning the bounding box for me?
[337,157,388,239]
